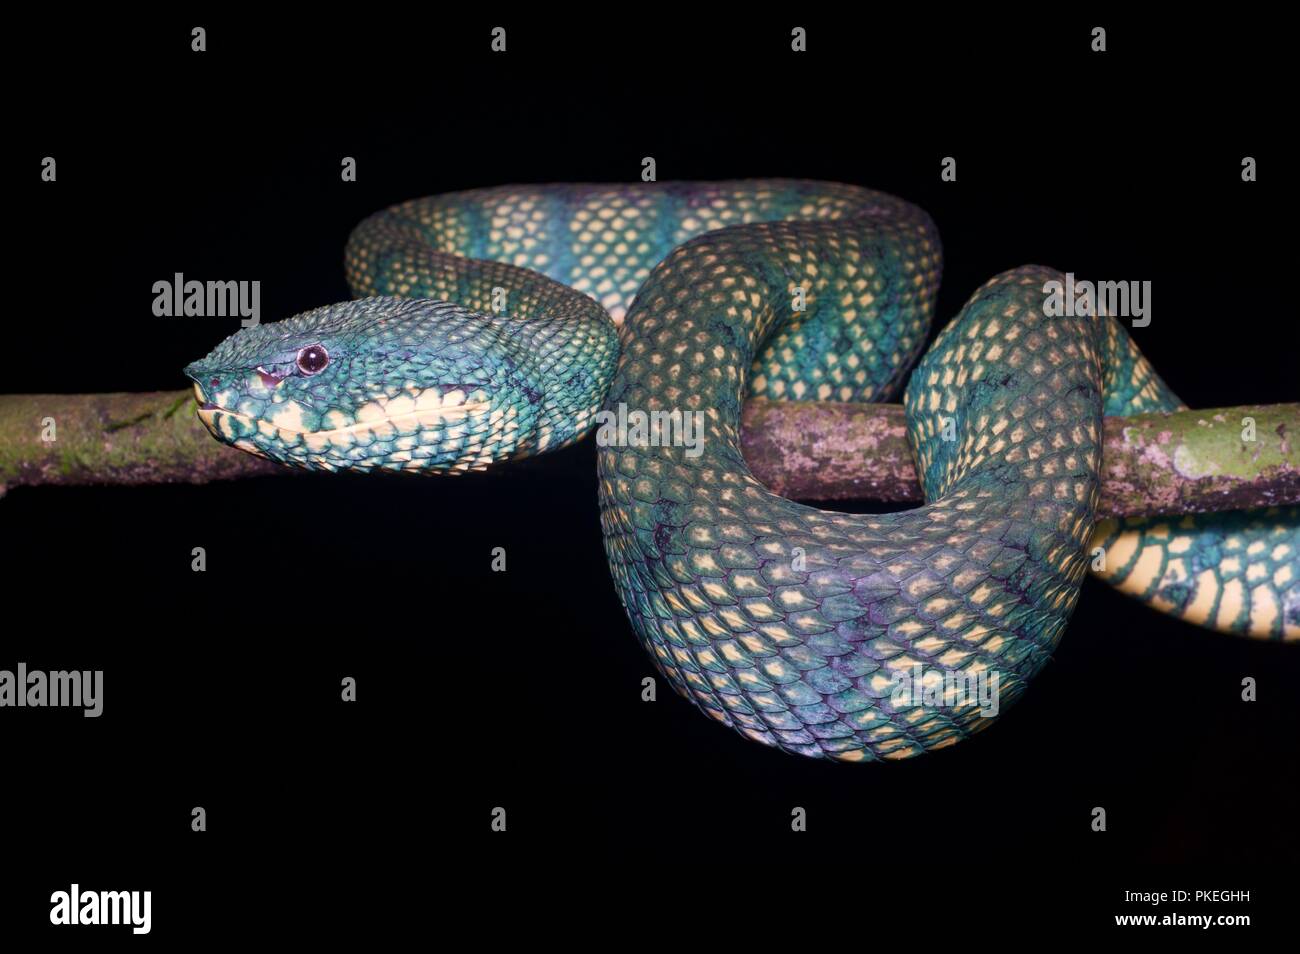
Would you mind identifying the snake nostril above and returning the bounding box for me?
[210,377,220,388]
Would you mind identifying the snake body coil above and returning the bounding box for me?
[186,181,1299,761]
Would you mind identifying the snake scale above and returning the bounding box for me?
[186,181,1299,762]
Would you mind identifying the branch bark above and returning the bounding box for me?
[1,391,1296,517]
[0,391,282,494]
[741,400,1300,516]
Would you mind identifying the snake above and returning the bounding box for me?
[185,180,1299,762]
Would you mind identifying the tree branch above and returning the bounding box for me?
[740,400,1300,516]
[2,392,1296,517]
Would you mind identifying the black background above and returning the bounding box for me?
[5,9,1295,940]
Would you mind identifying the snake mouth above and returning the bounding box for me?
[195,383,491,451]
[191,382,226,413]
[194,393,240,419]
[195,401,256,433]
[268,401,491,439]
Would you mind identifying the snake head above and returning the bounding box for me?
[184,297,545,473]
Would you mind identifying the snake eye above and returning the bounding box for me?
[296,345,329,375]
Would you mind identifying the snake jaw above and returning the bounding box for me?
[190,369,512,474]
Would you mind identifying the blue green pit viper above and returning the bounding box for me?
[185,181,1298,761]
